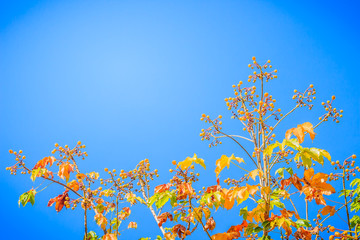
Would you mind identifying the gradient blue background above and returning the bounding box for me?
[1,0,359,239]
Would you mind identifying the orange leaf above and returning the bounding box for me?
[320,205,336,216]
[285,122,316,143]
[223,189,235,210]
[33,156,56,169]
[128,221,137,229]
[172,224,188,238]
[211,232,240,240]
[103,234,117,240]
[227,220,248,233]
[294,227,312,240]
[205,217,216,231]
[67,180,79,191]
[304,168,314,182]
[158,212,173,227]
[154,183,171,194]
[58,163,74,182]
[94,213,107,230]
[176,183,194,200]
[76,173,87,181]
[47,190,69,212]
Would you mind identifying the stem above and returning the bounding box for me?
[231,161,250,172]
[262,105,299,148]
[343,169,352,235]
[138,176,165,236]
[216,128,257,167]
[84,208,88,239]
[215,134,253,143]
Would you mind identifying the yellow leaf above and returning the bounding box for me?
[178,154,206,170]
[215,154,244,177]
[248,169,262,181]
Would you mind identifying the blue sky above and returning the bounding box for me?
[1,0,359,239]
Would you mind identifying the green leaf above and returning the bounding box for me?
[262,220,271,230]
[275,168,285,178]
[350,215,360,228]
[283,138,300,150]
[271,199,285,209]
[239,207,248,220]
[350,178,360,188]
[301,154,312,168]
[85,231,100,240]
[296,219,311,228]
[275,167,293,178]
[18,189,36,207]
[264,142,281,157]
[30,168,46,182]
[155,194,170,209]
[95,204,105,213]
[111,217,121,229]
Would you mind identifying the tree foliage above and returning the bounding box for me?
[7,57,358,240]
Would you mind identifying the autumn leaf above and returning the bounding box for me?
[94,213,107,230]
[222,188,236,210]
[172,224,188,238]
[158,212,173,227]
[227,220,248,233]
[33,156,56,169]
[320,205,336,216]
[301,168,336,205]
[67,180,79,191]
[294,227,312,240]
[58,163,74,182]
[211,225,242,240]
[119,207,131,220]
[88,171,99,180]
[211,232,240,240]
[128,221,137,229]
[164,232,176,240]
[280,174,303,191]
[177,154,206,170]
[176,182,194,200]
[103,234,117,240]
[154,183,171,194]
[215,154,244,177]
[76,173,87,181]
[47,190,69,212]
[248,169,263,181]
[246,203,265,222]
[285,122,316,143]
[280,209,299,219]
[205,217,216,231]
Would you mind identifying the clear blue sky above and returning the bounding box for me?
[1,0,359,239]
